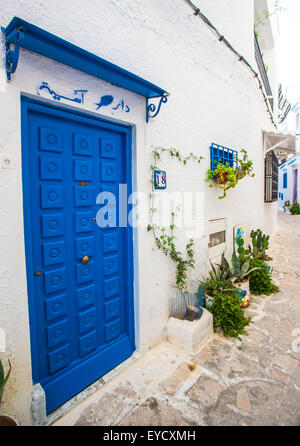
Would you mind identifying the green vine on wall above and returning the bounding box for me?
[147,146,204,291]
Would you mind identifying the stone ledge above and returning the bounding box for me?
[167,308,214,353]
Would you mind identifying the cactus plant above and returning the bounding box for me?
[249,229,270,260]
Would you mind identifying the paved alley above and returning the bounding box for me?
[53,211,300,426]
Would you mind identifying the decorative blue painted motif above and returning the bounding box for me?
[210,142,238,172]
[100,139,117,159]
[75,237,94,258]
[73,134,93,156]
[41,214,64,238]
[47,319,69,348]
[153,170,167,190]
[103,232,118,253]
[105,319,121,343]
[45,294,67,322]
[2,17,169,122]
[76,285,96,310]
[48,344,70,374]
[104,298,120,321]
[37,82,88,104]
[112,99,130,113]
[236,289,247,298]
[146,94,168,122]
[74,186,94,207]
[95,95,114,110]
[78,308,97,334]
[104,277,119,299]
[21,97,135,414]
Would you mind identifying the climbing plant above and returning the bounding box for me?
[147,146,204,291]
[254,1,286,36]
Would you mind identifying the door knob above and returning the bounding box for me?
[81,256,90,264]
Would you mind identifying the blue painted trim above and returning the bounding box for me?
[283,172,287,189]
[2,17,168,103]
[288,158,296,165]
[21,95,136,389]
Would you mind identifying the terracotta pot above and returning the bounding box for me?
[0,414,18,426]
[215,171,228,185]
[234,279,251,308]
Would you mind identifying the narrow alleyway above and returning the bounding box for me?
[53,211,300,426]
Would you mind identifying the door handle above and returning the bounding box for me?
[81,256,90,264]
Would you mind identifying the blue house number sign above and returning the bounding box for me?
[154,170,167,190]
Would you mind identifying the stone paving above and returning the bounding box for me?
[53,211,300,426]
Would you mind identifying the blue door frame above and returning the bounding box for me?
[21,96,135,414]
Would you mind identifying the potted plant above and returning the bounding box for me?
[290,203,300,215]
[205,149,255,199]
[283,200,291,213]
[249,229,273,271]
[0,358,18,426]
[220,251,262,308]
[200,255,236,308]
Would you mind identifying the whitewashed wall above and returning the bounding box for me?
[0,0,277,424]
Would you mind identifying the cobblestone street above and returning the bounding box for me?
[53,211,300,426]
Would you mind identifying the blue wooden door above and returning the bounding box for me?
[21,98,135,414]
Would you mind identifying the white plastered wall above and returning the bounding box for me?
[0,0,277,424]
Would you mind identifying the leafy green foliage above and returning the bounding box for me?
[200,257,236,299]
[205,149,255,199]
[249,258,279,296]
[208,292,251,340]
[236,237,250,263]
[290,203,300,215]
[0,359,11,404]
[149,146,204,291]
[220,250,262,283]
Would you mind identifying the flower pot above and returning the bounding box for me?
[0,414,18,426]
[234,279,250,308]
[205,293,213,308]
[215,172,228,185]
[264,255,273,274]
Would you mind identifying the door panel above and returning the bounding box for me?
[22,99,134,414]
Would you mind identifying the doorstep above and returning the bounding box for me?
[50,341,193,426]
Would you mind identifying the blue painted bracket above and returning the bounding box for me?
[1,25,25,81]
[146,94,168,122]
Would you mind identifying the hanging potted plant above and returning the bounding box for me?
[0,358,18,426]
[206,149,255,199]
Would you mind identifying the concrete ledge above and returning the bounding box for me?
[167,308,214,353]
